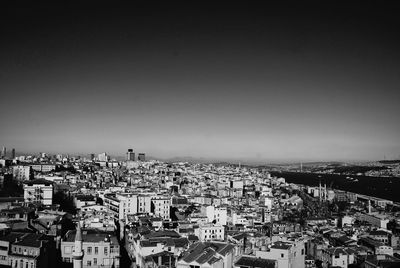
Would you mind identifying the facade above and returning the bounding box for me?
[356,212,390,229]
[1,147,5,158]
[61,226,120,268]
[104,193,153,221]
[74,195,96,210]
[151,195,171,220]
[137,194,152,214]
[3,233,53,268]
[30,164,56,172]
[205,205,227,226]
[104,193,138,221]
[321,247,355,268]
[13,165,32,182]
[358,237,394,256]
[97,153,109,162]
[255,240,305,268]
[23,179,54,205]
[195,223,225,241]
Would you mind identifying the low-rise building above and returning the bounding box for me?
[176,241,236,268]
[321,247,356,268]
[195,223,225,242]
[61,227,120,267]
[255,240,305,268]
[1,232,55,268]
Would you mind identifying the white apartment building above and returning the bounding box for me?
[13,165,31,182]
[23,179,54,205]
[151,195,171,220]
[104,193,138,220]
[104,193,153,221]
[195,223,225,241]
[61,228,120,267]
[256,240,305,268]
[137,194,152,214]
[204,205,227,225]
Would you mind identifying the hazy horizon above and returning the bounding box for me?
[1,3,400,162]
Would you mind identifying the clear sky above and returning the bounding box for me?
[1,2,399,162]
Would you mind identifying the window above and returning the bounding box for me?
[93,258,97,265]
[104,247,108,255]
[94,247,98,254]
[64,246,71,254]
[301,249,304,255]
[87,260,91,266]
[87,247,92,254]
[281,254,284,258]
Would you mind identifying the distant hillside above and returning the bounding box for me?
[379,160,400,164]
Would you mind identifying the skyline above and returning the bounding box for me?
[1,3,400,162]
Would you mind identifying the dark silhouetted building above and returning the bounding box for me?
[127,149,135,161]
[138,153,145,161]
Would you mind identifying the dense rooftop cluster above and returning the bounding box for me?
[0,151,399,268]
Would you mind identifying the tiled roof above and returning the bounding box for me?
[13,233,47,248]
[23,179,54,185]
[235,256,276,268]
[180,242,235,264]
[0,232,26,243]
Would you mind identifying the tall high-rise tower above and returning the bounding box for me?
[1,147,6,158]
[126,149,135,161]
[11,148,15,159]
[72,222,84,268]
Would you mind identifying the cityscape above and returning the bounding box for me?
[1,2,400,268]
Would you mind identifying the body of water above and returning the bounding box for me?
[270,171,400,202]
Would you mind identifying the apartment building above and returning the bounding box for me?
[61,228,120,268]
[23,179,54,205]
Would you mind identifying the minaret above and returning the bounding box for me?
[72,222,84,268]
[368,199,372,214]
[319,181,322,202]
